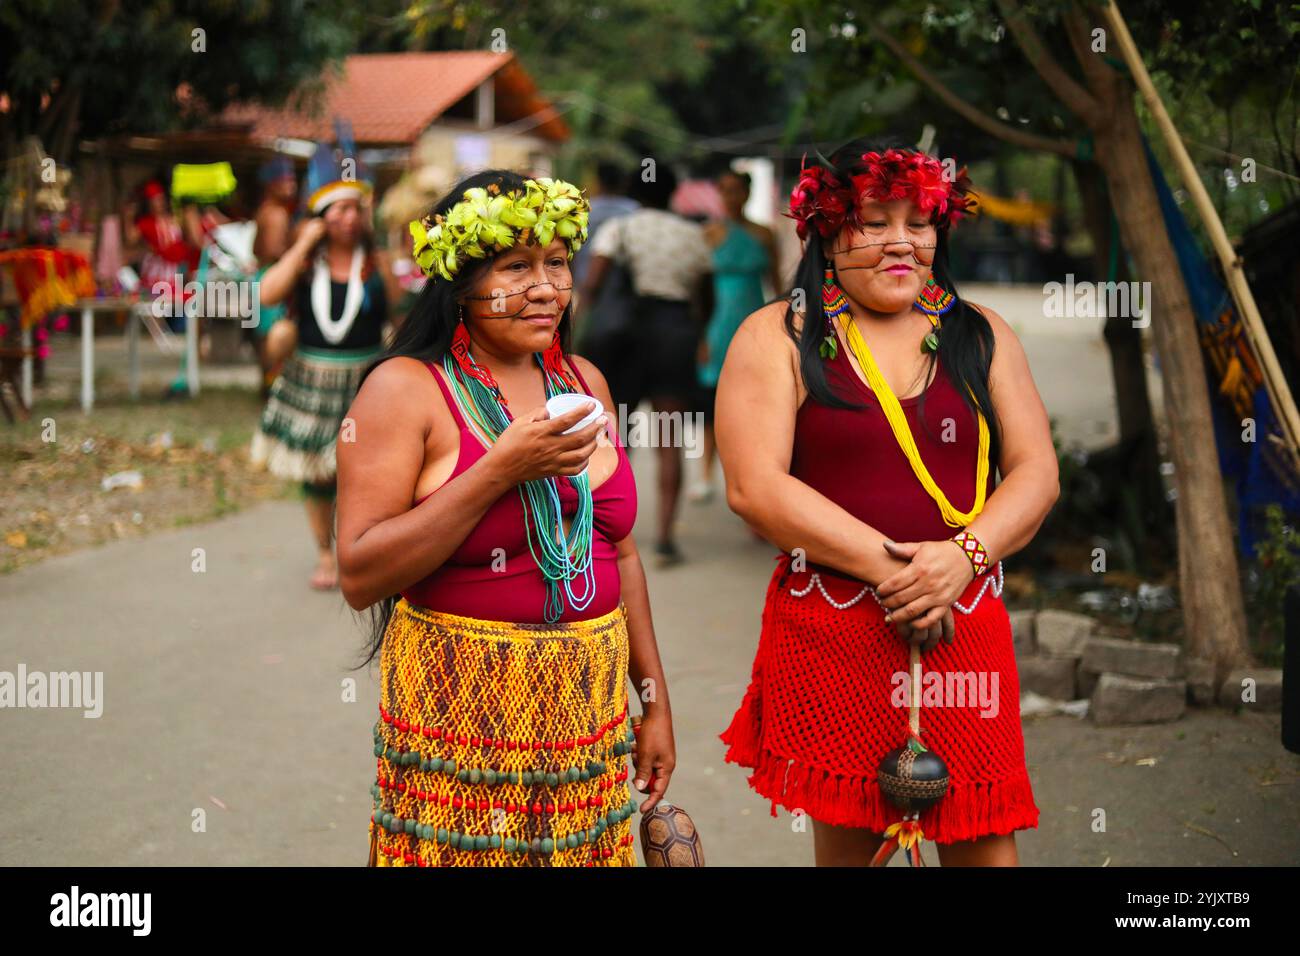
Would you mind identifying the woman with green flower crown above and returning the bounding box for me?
[336,169,676,867]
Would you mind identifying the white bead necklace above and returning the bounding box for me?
[310,246,365,345]
[789,561,1003,616]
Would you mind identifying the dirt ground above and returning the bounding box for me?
[1,384,289,574]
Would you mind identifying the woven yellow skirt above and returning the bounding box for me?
[368,598,638,867]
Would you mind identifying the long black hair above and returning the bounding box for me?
[350,168,577,670]
[784,135,1001,457]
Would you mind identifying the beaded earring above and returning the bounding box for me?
[819,265,848,359]
[913,276,954,354]
[449,317,503,399]
[913,275,955,319]
[542,329,579,392]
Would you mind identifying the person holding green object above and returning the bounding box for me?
[164,163,238,398]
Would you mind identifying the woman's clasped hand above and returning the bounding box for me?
[876,538,977,653]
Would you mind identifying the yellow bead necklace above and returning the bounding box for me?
[837,310,991,527]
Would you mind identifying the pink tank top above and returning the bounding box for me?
[791,342,995,546]
[399,357,637,623]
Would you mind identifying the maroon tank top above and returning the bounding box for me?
[791,338,995,547]
[400,358,637,623]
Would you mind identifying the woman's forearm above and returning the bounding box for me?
[616,548,671,717]
[258,240,311,307]
[728,471,907,586]
[965,457,1059,565]
[340,453,515,609]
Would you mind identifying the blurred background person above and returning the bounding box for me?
[577,161,642,408]
[574,161,639,410]
[691,168,780,503]
[126,177,198,339]
[580,165,713,567]
[250,155,299,397]
[168,161,243,397]
[249,133,388,590]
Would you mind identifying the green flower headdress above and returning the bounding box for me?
[409,177,591,281]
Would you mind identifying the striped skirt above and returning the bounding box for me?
[368,598,639,867]
[249,344,381,484]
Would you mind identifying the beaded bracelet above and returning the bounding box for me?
[951,530,991,576]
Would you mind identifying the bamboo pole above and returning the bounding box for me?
[1102,0,1300,473]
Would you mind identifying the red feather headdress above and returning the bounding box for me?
[787,148,977,241]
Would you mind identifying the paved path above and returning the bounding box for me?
[2,457,1295,866]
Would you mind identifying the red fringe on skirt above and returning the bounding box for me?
[720,554,1040,845]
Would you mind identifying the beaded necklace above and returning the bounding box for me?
[837,309,991,527]
[441,344,595,623]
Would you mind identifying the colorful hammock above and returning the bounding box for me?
[1143,136,1300,552]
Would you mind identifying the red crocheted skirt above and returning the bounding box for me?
[720,554,1039,844]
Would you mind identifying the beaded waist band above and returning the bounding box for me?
[777,554,1003,616]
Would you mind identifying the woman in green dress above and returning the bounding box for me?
[692,170,781,502]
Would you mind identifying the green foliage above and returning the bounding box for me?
[382,0,792,175]
[747,0,1297,231]
[0,0,362,158]
[747,0,1083,148]
[1132,0,1300,227]
[1033,420,1170,577]
[1246,503,1299,654]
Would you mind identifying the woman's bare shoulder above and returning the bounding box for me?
[360,354,435,392]
[965,300,1027,359]
[568,352,606,386]
[747,221,777,245]
[350,355,443,431]
[735,298,801,348]
[567,353,616,405]
[725,300,805,403]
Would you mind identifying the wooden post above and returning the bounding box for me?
[127,304,140,400]
[185,297,199,397]
[20,324,33,409]
[80,304,93,413]
[1102,0,1300,474]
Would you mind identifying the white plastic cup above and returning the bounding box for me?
[545,393,604,476]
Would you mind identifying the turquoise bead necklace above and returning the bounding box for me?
[442,347,596,623]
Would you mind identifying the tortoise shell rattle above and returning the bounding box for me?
[631,714,704,867]
[870,643,950,867]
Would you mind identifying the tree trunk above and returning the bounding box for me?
[1073,158,1168,553]
[1092,96,1252,676]
[1072,160,1157,451]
